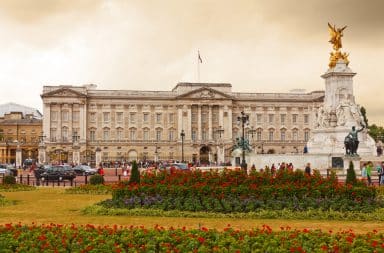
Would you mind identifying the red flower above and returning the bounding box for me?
[198,237,205,244]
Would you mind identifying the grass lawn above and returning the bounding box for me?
[0,187,383,233]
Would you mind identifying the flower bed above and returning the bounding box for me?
[65,184,113,195]
[0,184,36,192]
[0,223,383,252]
[100,169,382,213]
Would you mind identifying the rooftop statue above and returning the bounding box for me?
[328,23,346,51]
[328,23,349,68]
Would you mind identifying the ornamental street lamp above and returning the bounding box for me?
[180,130,185,162]
[215,126,225,165]
[237,111,249,171]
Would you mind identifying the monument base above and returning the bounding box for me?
[343,155,361,174]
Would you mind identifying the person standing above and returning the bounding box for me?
[377,162,383,186]
[361,163,367,182]
[366,162,373,186]
[305,163,311,176]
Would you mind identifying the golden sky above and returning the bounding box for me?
[0,0,383,124]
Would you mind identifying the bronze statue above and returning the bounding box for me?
[344,125,365,156]
[328,23,349,68]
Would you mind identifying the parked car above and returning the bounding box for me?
[73,165,97,176]
[0,164,11,175]
[35,165,76,181]
[169,163,190,172]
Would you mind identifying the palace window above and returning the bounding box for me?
[156,129,162,141]
[304,114,309,124]
[129,129,136,140]
[143,113,149,123]
[62,127,68,142]
[143,129,149,141]
[117,128,123,141]
[103,112,110,123]
[256,114,262,124]
[280,114,286,124]
[50,128,56,142]
[202,130,208,141]
[191,113,197,122]
[268,114,274,124]
[192,130,197,141]
[292,114,298,124]
[280,130,286,141]
[116,112,123,123]
[268,129,274,141]
[156,113,162,124]
[304,130,310,141]
[103,129,110,141]
[62,111,69,122]
[169,113,174,123]
[90,130,95,141]
[168,130,174,141]
[292,129,298,141]
[130,113,136,124]
[51,111,58,121]
[89,112,96,123]
[257,129,262,141]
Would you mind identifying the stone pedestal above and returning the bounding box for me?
[15,146,22,168]
[343,155,361,174]
[72,146,80,165]
[38,144,46,164]
[95,147,102,167]
[217,145,225,165]
[307,60,375,157]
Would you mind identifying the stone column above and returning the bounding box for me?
[72,145,80,166]
[177,106,183,138]
[197,105,201,140]
[80,103,86,142]
[15,145,22,168]
[43,103,51,141]
[38,144,46,164]
[227,107,233,140]
[95,147,102,167]
[187,106,192,140]
[208,105,212,140]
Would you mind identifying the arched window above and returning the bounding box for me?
[62,127,68,142]
[116,128,124,141]
[268,129,274,141]
[103,128,110,141]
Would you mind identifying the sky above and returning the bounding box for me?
[0,0,383,125]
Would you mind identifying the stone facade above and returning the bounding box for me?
[0,112,42,165]
[40,83,324,166]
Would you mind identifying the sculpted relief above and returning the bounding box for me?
[315,102,365,129]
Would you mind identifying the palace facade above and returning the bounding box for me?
[41,83,324,166]
[0,103,43,165]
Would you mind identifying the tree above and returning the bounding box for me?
[368,124,384,142]
[129,160,140,184]
[360,106,369,127]
[346,161,357,185]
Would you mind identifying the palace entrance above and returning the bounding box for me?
[199,146,210,165]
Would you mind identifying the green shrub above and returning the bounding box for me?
[3,175,16,185]
[346,161,357,185]
[129,160,140,184]
[89,174,105,185]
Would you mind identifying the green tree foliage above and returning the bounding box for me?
[129,160,140,184]
[346,161,357,185]
[368,124,384,142]
[89,174,105,185]
[2,175,16,185]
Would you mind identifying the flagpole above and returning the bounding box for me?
[197,52,200,83]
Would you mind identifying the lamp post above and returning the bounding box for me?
[180,130,185,163]
[215,126,225,165]
[237,111,249,172]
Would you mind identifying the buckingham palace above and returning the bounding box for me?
[40,83,324,165]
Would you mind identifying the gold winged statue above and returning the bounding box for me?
[328,22,347,51]
[327,22,349,68]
